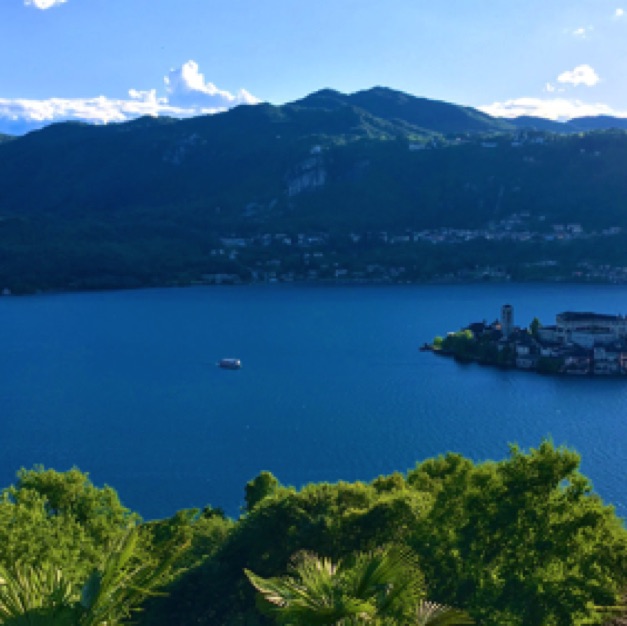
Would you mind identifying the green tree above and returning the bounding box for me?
[529,317,542,338]
[441,331,475,360]
[0,528,178,626]
[139,507,233,573]
[142,479,430,626]
[0,468,137,585]
[245,472,281,513]
[409,442,627,626]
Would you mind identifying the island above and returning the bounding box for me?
[425,305,627,376]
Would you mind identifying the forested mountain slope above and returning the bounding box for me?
[1,88,627,292]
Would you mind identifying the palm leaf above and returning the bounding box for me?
[79,528,177,626]
[414,600,474,625]
[0,527,180,626]
[246,547,425,626]
[0,562,78,626]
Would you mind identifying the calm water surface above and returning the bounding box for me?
[1,283,626,519]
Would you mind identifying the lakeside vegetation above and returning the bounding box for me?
[1,443,626,626]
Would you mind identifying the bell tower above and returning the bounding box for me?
[501,304,514,338]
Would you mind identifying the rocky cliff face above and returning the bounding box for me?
[286,154,327,196]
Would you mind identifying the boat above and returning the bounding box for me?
[218,358,242,370]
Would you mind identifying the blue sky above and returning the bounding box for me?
[1,0,627,134]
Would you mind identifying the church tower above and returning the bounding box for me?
[501,304,514,338]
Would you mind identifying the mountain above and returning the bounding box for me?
[509,114,627,133]
[508,116,567,132]
[0,89,515,221]
[292,86,515,134]
[1,87,627,293]
[566,115,627,132]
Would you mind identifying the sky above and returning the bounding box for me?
[1,0,627,134]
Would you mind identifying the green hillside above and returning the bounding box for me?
[1,88,627,292]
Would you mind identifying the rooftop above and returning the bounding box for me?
[557,311,623,322]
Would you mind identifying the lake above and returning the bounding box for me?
[1,283,626,520]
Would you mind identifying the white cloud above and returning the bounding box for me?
[479,97,627,122]
[544,83,556,93]
[24,0,67,9]
[572,26,593,37]
[557,64,600,87]
[0,61,261,134]
[164,60,260,109]
[615,8,624,18]
[0,92,184,124]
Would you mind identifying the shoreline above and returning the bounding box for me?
[5,275,627,298]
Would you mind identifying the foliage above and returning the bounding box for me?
[245,547,426,625]
[413,600,474,626]
[0,562,76,626]
[141,444,627,626]
[0,528,179,626]
[529,316,542,337]
[139,506,233,573]
[141,477,431,626]
[408,442,627,626]
[0,468,137,585]
[2,91,627,292]
[440,331,474,358]
[245,472,281,513]
[1,446,625,626]
[0,468,231,625]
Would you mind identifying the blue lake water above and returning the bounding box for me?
[1,283,626,520]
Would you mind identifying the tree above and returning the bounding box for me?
[529,317,542,338]
[409,442,627,626]
[440,331,475,361]
[245,547,426,625]
[0,528,178,626]
[244,471,281,513]
[139,507,232,572]
[140,477,427,626]
[0,468,137,585]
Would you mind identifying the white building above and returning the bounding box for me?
[555,312,627,346]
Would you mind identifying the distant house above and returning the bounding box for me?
[516,354,539,370]
[537,325,558,343]
[563,355,591,375]
[201,273,242,285]
[592,347,624,375]
[220,237,249,247]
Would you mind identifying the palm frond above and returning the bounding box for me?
[246,547,425,626]
[414,600,474,625]
[79,528,177,626]
[0,562,78,626]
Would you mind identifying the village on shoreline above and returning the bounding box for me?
[425,305,627,376]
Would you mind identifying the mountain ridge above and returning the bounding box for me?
[3,86,627,138]
[1,86,627,293]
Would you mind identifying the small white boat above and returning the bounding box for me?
[218,358,242,370]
